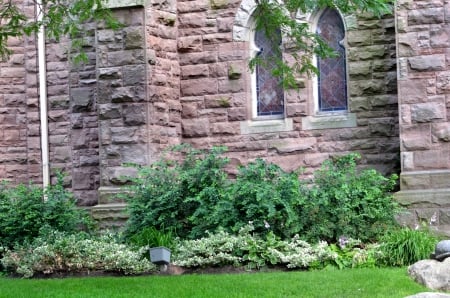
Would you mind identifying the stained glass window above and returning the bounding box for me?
[317,9,347,112]
[255,28,284,117]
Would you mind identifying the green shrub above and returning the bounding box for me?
[125,146,399,243]
[1,232,156,278]
[299,154,399,242]
[220,159,304,238]
[0,174,94,249]
[125,145,229,240]
[379,227,438,266]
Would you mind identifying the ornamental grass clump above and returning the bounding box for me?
[379,227,438,266]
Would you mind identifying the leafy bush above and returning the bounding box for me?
[378,227,438,266]
[327,237,382,269]
[1,232,156,278]
[299,154,399,242]
[172,224,338,270]
[221,159,304,238]
[125,146,399,243]
[125,145,229,240]
[0,174,94,248]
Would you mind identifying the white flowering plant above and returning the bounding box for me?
[173,223,339,270]
[1,231,156,278]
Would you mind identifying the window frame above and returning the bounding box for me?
[249,17,285,121]
[312,7,349,115]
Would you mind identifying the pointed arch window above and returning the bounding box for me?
[252,26,284,118]
[316,8,347,112]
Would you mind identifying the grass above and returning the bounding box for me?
[0,267,432,298]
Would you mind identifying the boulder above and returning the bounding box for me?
[405,293,450,298]
[408,258,450,291]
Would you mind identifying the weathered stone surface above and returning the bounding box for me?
[408,258,450,291]
[105,167,138,185]
[71,88,93,112]
[405,293,450,298]
[409,55,446,72]
[411,102,446,123]
[433,123,450,142]
[408,8,444,25]
[123,104,146,126]
[178,36,203,52]
[182,118,209,137]
[181,78,217,96]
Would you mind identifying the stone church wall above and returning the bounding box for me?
[0,0,42,185]
[178,1,399,177]
[396,0,450,234]
[0,0,400,211]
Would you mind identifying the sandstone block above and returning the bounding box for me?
[211,122,238,135]
[179,52,217,66]
[398,79,428,104]
[408,8,444,25]
[227,107,246,121]
[402,124,431,151]
[411,102,446,123]
[123,104,146,126]
[408,55,446,72]
[124,27,144,50]
[269,138,316,154]
[99,104,122,120]
[182,118,209,137]
[414,150,450,170]
[123,64,145,86]
[53,146,71,163]
[218,77,244,93]
[98,67,121,80]
[436,71,450,94]
[71,88,93,112]
[181,64,209,78]
[432,123,450,142]
[111,86,145,102]
[286,104,307,117]
[203,33,232,44]
[178,12,207,28]
[111,127,139,144]
[182,102,199,118]
[347,30,372,47]
[181,78,217,96]
[178,36,203,52]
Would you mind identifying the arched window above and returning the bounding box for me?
[316,8,347,112]
[252,26,284,118]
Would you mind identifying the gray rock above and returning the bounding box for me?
[408,258,450,291]
[405,293,450,298]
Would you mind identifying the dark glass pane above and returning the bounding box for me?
[255,28,284,116]
[317,9,347,112]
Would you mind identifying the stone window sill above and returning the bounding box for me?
[301,113,357,130]
[105,0,145,8]
[240,118,293,134]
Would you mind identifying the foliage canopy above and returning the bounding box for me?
[0,0,120,61]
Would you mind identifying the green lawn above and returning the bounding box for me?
[0,268,433,298]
